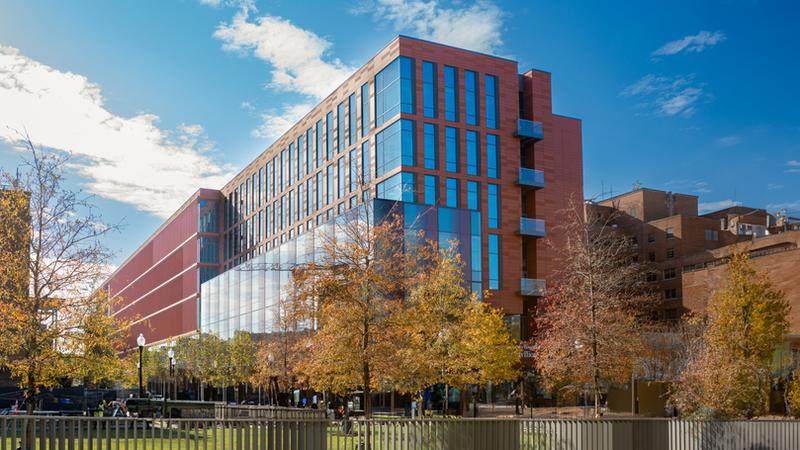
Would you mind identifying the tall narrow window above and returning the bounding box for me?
[485,74,498,129]
[326,165,334,206]
[337,102,345,153]
[266,161,273,199]
[487,134,499,179]
[466,130,479,176]
[488,234,501,289]
[306,178,313,215]
[361,82,370,136]
[446,178,459,208]
[306,128,312,175]
[296,137,303,181]
[470,211,482,295]
[444,66,458,122]
[287,143,294,186]
[297,185,304,221]
[288,190,294,226]
[467,181,480,210]
[375,119,415,177]
[375,56,415,126]
[326,112,333,160]
[424,175,438,205]
[424,123,437,170]
[361,141,371,184]
[315,120,323,168]
[337,157,345,200]
[279,151,286,191]
[349,149,358,193]
[423,61,437,118]
[316,172,323,210]
[348,93,357,145]
[465,70,478,125]
[488,184,499,228]
[445,127,458,172]
[258,168,263,207]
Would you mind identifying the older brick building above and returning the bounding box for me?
[106,36,583,349]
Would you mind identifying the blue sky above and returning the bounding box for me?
[1,0,798,266]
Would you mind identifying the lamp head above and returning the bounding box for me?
[137,333,146,347]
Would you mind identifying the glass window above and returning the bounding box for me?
[375,56,415,126]
[485,74,498,129]
[337,157,345,199]
[326,165,334,205]
[279,150,286,191]
[423,61,437,118]
[315,120,323,168]
[348,93,357,145]
[446,178,459,208]
[467,181,480,210]
[349,149,358,193]
[361,82,370,137]
[306,128,312,175]
[466,130,479,176]
[424,123,437,170]
[470,211,482,295]
[296,137,303,181]
[376,172,415,202]
[316,172,323,210]
[488,184,499,228]
[487,134,499,178]
[287,143,294,186]
[444,66,458,122]
[424,175,438,205]
[337,102,345,153]
[375,119,415,177]
[306,178,313,215]
[465,70,478,125]
[489,234,501,289]
[361,140,371,184]
[445,127,459,172]
[288,190,294,226]
[666,227,675,239]
[326,111,333,160]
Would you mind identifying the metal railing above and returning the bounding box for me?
[0,416,328,450]
[3,416,800,449]
[216,403,327,420]
[518,168,545,189]
[519,217,546,237]
[516,119,544,141]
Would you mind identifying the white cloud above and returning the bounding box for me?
[716,135,740,147]
[357,0,505,54]
[767,183,784,190]
[620,74,706,117]
[0,44,234,219]
[239,101,255,111]
[214,11,356,99]
[252,103,313,141]
[699,199,742,214]
[767,200,800,212]
[786,160,800,173]
[787,160,800,167]
[664,179,711,194]
[652,31,726,57]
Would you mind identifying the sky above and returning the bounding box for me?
[1,0,798,266]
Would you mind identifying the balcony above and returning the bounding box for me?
[518,167,545,189]
[515,119,544,141]
[519,217,546,237]
[520,278,546,297]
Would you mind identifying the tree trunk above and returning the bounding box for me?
[444,384,449,416]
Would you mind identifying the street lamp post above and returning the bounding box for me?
[137,333,146,398]
[168,347,175,399]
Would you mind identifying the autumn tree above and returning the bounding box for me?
[0,137,125,415]
[251,297,307,405]
[228,330,257,401]
[671,251,789,418]
[396,247,519,414]
[533,202,655,417]
[292,204,421,418]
